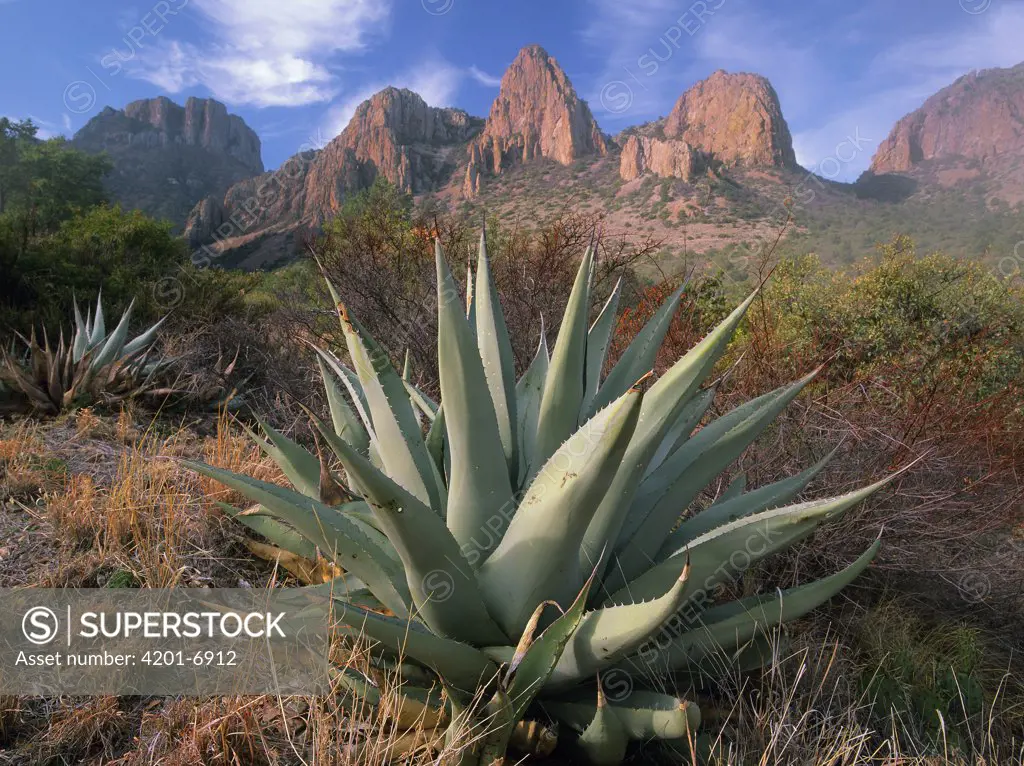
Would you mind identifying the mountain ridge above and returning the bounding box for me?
[70,49,1024,270]
[71,96,263,229]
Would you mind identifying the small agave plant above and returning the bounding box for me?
[187,233,892,765]
[0,293,169,414]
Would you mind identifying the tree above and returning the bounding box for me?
[18,139,110,237]
[0,117,38,216]
[0,130,113,324]
[2,205,186,332]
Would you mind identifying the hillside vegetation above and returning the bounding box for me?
[1,155,1023,764]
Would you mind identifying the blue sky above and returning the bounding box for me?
[2,0,1022,181]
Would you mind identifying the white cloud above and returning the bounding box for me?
[323,58,465,137]
[468,65,501,87]
[126,0,392,107]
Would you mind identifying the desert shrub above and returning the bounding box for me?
[757,236,1024,398]
[5,205,187,330]
[310,179,663,391]
[612,236,1024,639]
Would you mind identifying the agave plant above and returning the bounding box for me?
[0,293,170,414]
[186,233,891,765]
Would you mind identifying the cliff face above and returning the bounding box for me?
[184,88,482,263]
[665,71,796,168]
[618,70,795,182]
[304,87,482,219]
[619,135,705,182]
[463,45,607,196]
[72,97,263,228]
[120,96,262,170]
[870,63,1024,175]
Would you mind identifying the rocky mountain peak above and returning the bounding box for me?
[120,96,263,172]
[463,44,607,195]
[299,86,482,217]
[72,96,264,229]
[868,62,1024,176]
[185,86,483,263]
[664,70,796,169]
[342,87,479,148]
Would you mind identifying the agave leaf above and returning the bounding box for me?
[579,386,716,591]
[84,303,94,340]
[576,684,629,766]
[368,654,444,689]
[638,372,816,503]
[1,348,57,410]
[479,387,642,637]
[425,404,448,489]
[90,291,106,345]
[244,539,340,583]
[312,414,508,646]
[549,562,690,688]
[531,242,595,475]
[46,333,63,406]
[719,472,747,503]
[515,322,548,486]
[89,300,135,372]
[660,446,838,554]
[676,633,781,688]
[245,416,320,499]
[331,296,440,501]
[583,278,622,416]
[303,576,390,612]
[616,370,818,584]
[640,289,759,434]
[335,667,448,730]
[333,600,500,694]
[478,687,516,765]
[182,460,411,617]
[204,462,398,558]
[548,689,700,742]
[589,283,686,417]
[475,229,519,483]
[622,539,881,675]
[606,475,894,607]
[317,356,370,455]
[435,241,514,556]
[317,441,352,506]
[587,292,761,590]
[71,299,90,362]
[334,295,443,510]
[465,261,476,325]
[641,386,718,482]
[400,348,439,423]
[121,314,168,357]
[404,378,439,422]
[507,569,596,721]
[216,501,318,560]
[311,345,373,433]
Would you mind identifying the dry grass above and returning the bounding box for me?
[669,623,1024,766]
[199,406,283,509]
[1,369,1021,763]
[0,410,279,591]
[2,618,1018,765]
[40,430,205,588]
[0,420,67,501]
